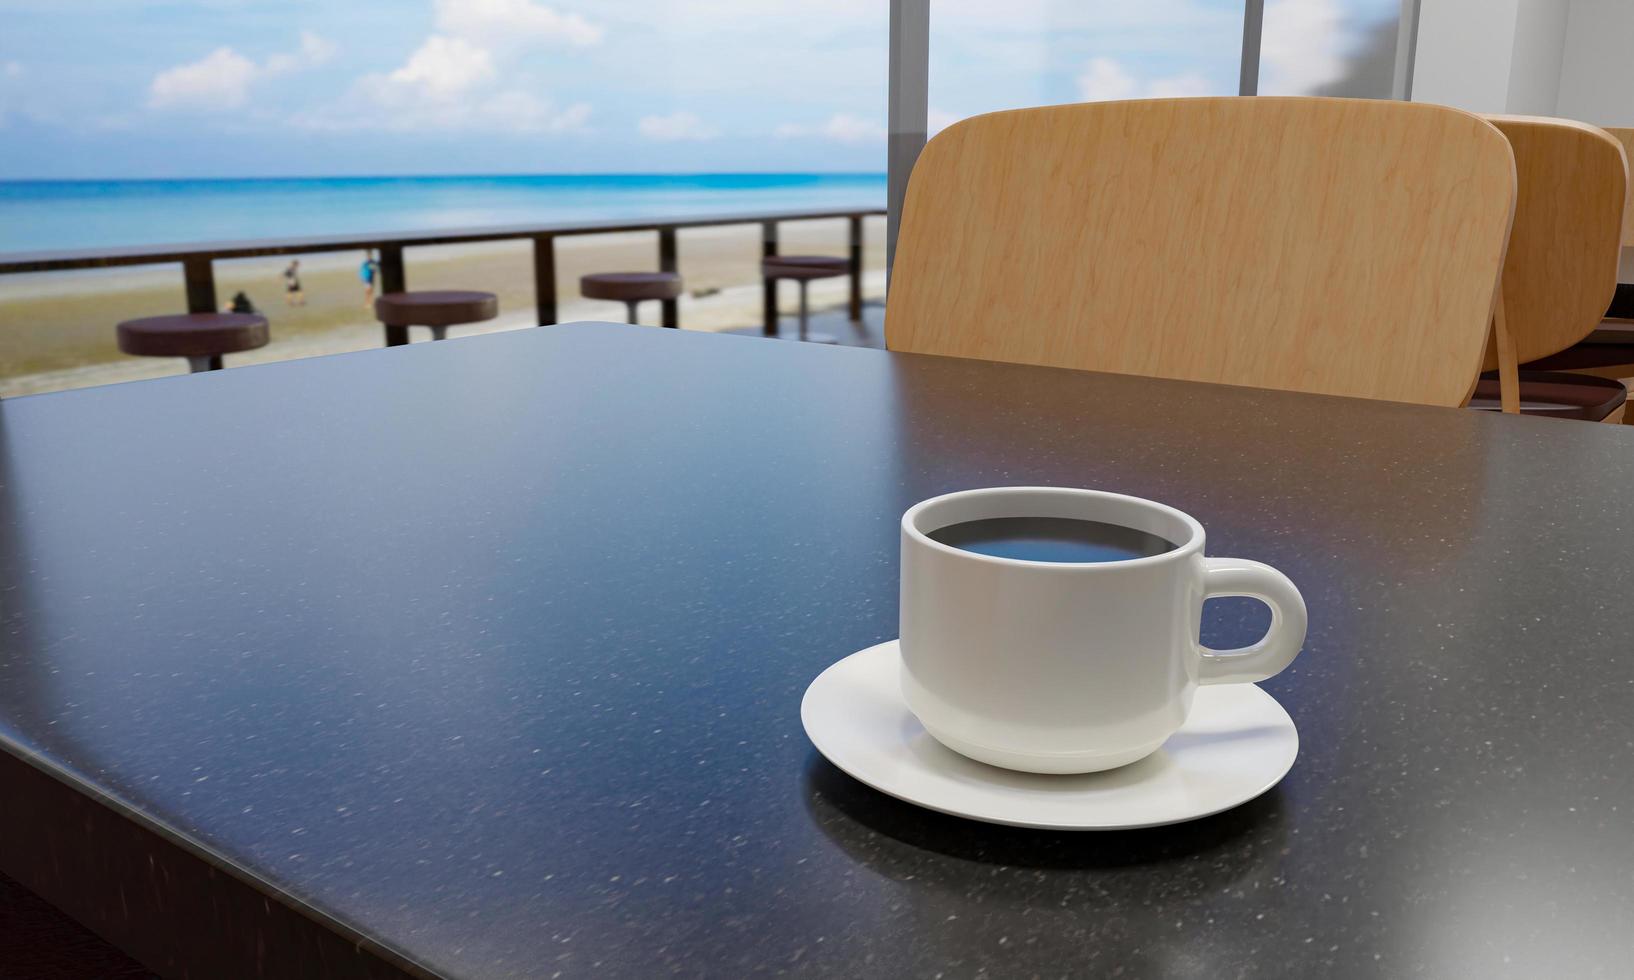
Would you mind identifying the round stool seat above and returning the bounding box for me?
[117,312,269,358]
[762,255,848,282]
[374,290,498,327]
[580,272,684,304]
[1470,370,1627,421]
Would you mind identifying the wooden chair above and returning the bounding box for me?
[1520,125,1634,405]
[1613,127,1634,247]
[1471,116,1628,421]
[886,97,1516,407]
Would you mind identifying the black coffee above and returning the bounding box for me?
[928,517,1176,564]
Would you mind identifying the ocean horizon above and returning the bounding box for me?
[0,173,887,253]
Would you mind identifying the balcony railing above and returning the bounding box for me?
[0,206,887,342]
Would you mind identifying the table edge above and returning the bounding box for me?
[0,732,445,979]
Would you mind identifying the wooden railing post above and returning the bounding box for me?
[182,256,217,314]
[379,244,405,293]
[848,214,864,323]
[533,235,557,326]
[378,245,408,346]
[658,228,679,328]
[762,220,779,337]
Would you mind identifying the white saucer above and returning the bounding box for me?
[801,641,1298,831]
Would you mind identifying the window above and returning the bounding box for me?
[929,1,1246,131]
[1258,0,1403,98]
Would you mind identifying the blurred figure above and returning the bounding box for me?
[283,259,304,306]
[360,250,380,308]
[223,290,258,314]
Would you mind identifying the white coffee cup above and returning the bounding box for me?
[899,487,1306,774]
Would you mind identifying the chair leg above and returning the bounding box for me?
[1492,290,1520,414]
[384,324,409,347]
[625,301,640,325]
[430,325,448,341]
[186,354,222,373]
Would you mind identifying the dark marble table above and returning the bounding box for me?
[2,323,1633,978]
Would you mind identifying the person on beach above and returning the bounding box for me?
[223,291,258,315]
[283,260,304,306]
[360,251,380,309]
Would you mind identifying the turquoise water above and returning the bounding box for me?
[0,174,887,253]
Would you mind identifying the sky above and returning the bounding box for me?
[0,0,1399,179]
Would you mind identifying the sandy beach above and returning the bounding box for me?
[0,217,886,398]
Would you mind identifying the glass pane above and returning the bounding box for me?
[929,1,1246,131]
[0,2,889,396]
[1258,0,1401,98]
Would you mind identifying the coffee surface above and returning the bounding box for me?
[927,517,1176,564]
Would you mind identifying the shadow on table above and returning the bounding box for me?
[801,752,1286,874]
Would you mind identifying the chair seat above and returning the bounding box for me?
[374,290,498,327]
[1469,370,1627,421]
[1521,320,1634,372]
[117,313,269,358]
[762,255,848,282]
[580,272,683,303]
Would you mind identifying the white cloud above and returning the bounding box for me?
[312,48,586,135]
[1077,56,1221,102]
[319,2,597,135]
[435,0,603,48]
[336,32,589,134]
[1260,0,1346,94]
[266,31,338,75]
[775,113,885,143]
[148,33,338,112]
[148,47,259,110]
[638,111,718,141]
[381,35,496,101]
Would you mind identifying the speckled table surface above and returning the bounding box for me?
[2,323,1633,978]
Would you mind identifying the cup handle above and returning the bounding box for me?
[1197,557,1307,685]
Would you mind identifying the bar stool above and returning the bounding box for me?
[763,256,847,344]
[116,312,269,373]
[580,272,683,324]
[375,290,498,345]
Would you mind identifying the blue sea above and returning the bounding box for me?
[0,174,887,253]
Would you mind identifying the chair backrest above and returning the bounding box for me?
[886,97,1516,407]
[1603,127,1634,245]
[1481,116,1626,368]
